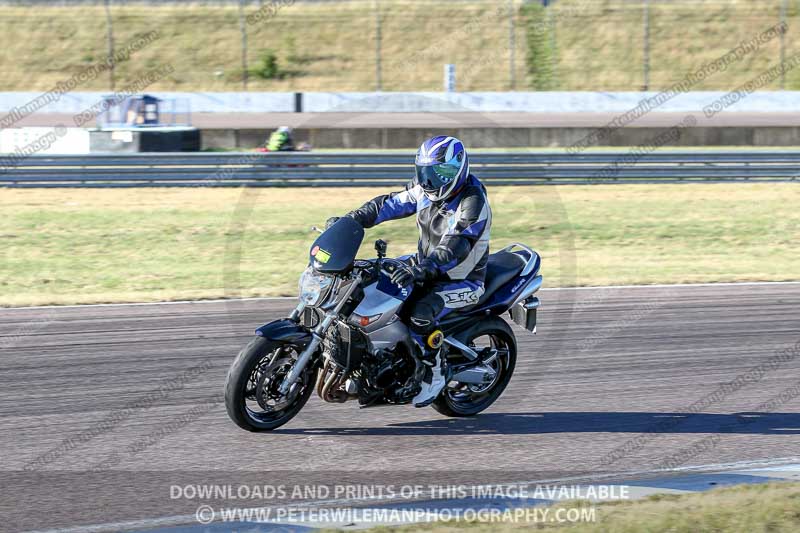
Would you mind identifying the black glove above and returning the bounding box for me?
[325,216,340,229]
[390,262,435,287]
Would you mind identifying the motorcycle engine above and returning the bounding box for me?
[317,322,369,403]
[315,322,418,406]
[358,345,419,405]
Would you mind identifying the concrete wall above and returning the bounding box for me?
[301,91,800,114]
[0,127,89,154]
[3,91,800,115]
[3,91,798,150]
[203,126,800,150]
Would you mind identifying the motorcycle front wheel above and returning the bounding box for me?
[225,336,318,432]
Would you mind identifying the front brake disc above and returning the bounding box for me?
[255,357,297,411]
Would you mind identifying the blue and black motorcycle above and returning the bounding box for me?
[225,217,542,432]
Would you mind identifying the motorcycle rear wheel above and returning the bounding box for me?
[225,336,317,432]
[432,317,517,417]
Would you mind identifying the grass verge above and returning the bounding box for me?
[358,481,800,533]
[2,183,798,307]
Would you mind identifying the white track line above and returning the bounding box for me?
[543,280,800,291]
[1,296,297,311]
[4,280,799,311]
[22,456,800,533]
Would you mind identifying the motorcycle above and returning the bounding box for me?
[224,217,542,432]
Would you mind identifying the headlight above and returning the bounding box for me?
[298,266,334,306]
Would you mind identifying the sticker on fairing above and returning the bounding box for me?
[315,249,331,263]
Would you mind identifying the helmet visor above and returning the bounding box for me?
[415,162,459,192]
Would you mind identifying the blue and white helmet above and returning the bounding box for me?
[414,136,470,202]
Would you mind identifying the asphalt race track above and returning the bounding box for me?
[1,283,799,531]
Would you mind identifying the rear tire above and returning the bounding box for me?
[225,336,317,432]
[432,317,517,417]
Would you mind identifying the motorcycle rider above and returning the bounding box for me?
[266,126,295,151]
[329,136,491,407]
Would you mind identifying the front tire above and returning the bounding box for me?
[225,336,317,432]
[432,317,517,417]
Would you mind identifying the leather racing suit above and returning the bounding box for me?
[347,174,492,338]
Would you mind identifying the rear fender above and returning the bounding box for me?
[255,319,313,349]
[445,315,516,353]
[439,315,478,341]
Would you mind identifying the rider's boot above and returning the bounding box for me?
[412,343,448,408]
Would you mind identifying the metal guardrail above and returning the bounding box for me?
[0,151,798,188]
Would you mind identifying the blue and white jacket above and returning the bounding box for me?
[348,175,492,283]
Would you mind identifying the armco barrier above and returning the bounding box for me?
[0,151,798,188]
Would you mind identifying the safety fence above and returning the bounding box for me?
[0,151,798,187]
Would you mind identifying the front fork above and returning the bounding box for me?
[288,302,305,323]
[278,274,362,395]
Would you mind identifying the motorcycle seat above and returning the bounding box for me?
[475,250,528,306]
